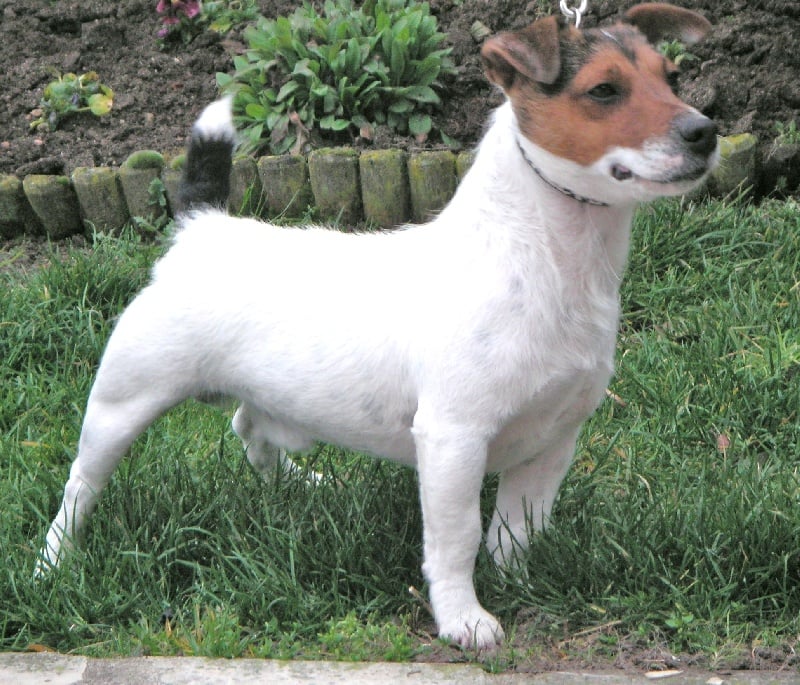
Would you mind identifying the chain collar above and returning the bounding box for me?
[516,139,609,207]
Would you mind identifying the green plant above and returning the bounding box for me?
[30,71,113,132]
[131,177,171,235]
[204,0,260,35]
[664,610,695,637]
[775,119,800,144]
[317,612,418,661]
[216,0,456,155]
[657,39,698,67]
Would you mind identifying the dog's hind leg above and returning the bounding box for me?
[232,403,318,481]
[37,315,192,573]
[37,391,180,574]
[232,403,282,476]
[38,98,237,575]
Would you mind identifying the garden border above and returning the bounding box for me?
[0,132,765,239]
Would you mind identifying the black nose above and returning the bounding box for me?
[675,113,718,156]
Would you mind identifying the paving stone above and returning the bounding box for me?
[712,133,758,197]
[0,174,42,238]
[119,150,165,222]
[408,150,456,223]
[308,147,362,226]
[257,154,313,220]
[359,149,410,228]
[71,166,129,233]
[22,175,83,239]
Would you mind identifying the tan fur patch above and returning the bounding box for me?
[511,42,689,166]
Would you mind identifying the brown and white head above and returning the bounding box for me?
[481,3,719,206]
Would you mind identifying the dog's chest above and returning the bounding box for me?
[487,358,612,472]
[480,265,620,472]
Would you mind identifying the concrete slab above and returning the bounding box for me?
[1,653,798,685]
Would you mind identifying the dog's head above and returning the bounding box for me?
[481,3,719,205]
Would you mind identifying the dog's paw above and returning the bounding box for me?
[438,606,505,650]
[33,549,59,579]
[33,560,48,579]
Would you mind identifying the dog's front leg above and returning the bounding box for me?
[486,429,580,568]
[413,415,504,649]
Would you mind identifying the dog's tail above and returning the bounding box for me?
[176,96,236,214]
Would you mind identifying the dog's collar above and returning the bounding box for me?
[516,139,609,207]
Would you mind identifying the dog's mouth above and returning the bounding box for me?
[609,136,720,188]
[611,164,634,182]
[610,161,712,186]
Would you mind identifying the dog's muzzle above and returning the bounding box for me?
[674,111,718,158]
[652,111,719,184]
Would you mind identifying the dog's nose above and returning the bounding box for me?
[675,113,718,156]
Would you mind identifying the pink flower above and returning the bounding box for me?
[182,1,202,19]
[156,0,202,38]
[156,0,202,20]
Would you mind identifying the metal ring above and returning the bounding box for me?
[559,0,588,28]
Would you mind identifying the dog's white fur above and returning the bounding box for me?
[39,19,718,649]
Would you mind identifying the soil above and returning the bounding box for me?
[0,0,798,196]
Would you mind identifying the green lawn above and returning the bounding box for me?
[1,198,798,668]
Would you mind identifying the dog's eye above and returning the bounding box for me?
[586,83,620,103]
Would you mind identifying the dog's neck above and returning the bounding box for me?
[449,102,636,281]
[514,138,609,208]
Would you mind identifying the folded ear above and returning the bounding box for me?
[624,2,711,45]
[480,16,562,92]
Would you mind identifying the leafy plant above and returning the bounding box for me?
[131,177,171,235]
[775,119,800,144]
[204,0,260,35]
[216,0,456,155]
[657,39,698,67]
[316,612,418,661]
[29,71,113,132]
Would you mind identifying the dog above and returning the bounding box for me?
[38,3,718,650]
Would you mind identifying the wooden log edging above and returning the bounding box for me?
[0,134,770,240]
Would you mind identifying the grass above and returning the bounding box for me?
[1,197,799,668]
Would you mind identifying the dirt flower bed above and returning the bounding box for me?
[0,0,798,196]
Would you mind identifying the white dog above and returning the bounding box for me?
[39,4,718,649]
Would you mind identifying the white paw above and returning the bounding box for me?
[34,545,61,578]
[437,606,505,650]
[35,528,70,578]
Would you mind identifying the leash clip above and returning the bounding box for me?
[559,0,588,28]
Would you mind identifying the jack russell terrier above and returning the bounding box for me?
[39,3,718,650]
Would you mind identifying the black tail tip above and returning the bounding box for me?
[176,97,236,214]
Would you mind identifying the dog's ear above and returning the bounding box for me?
[481,16,562,91]
[623,3,711,46]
